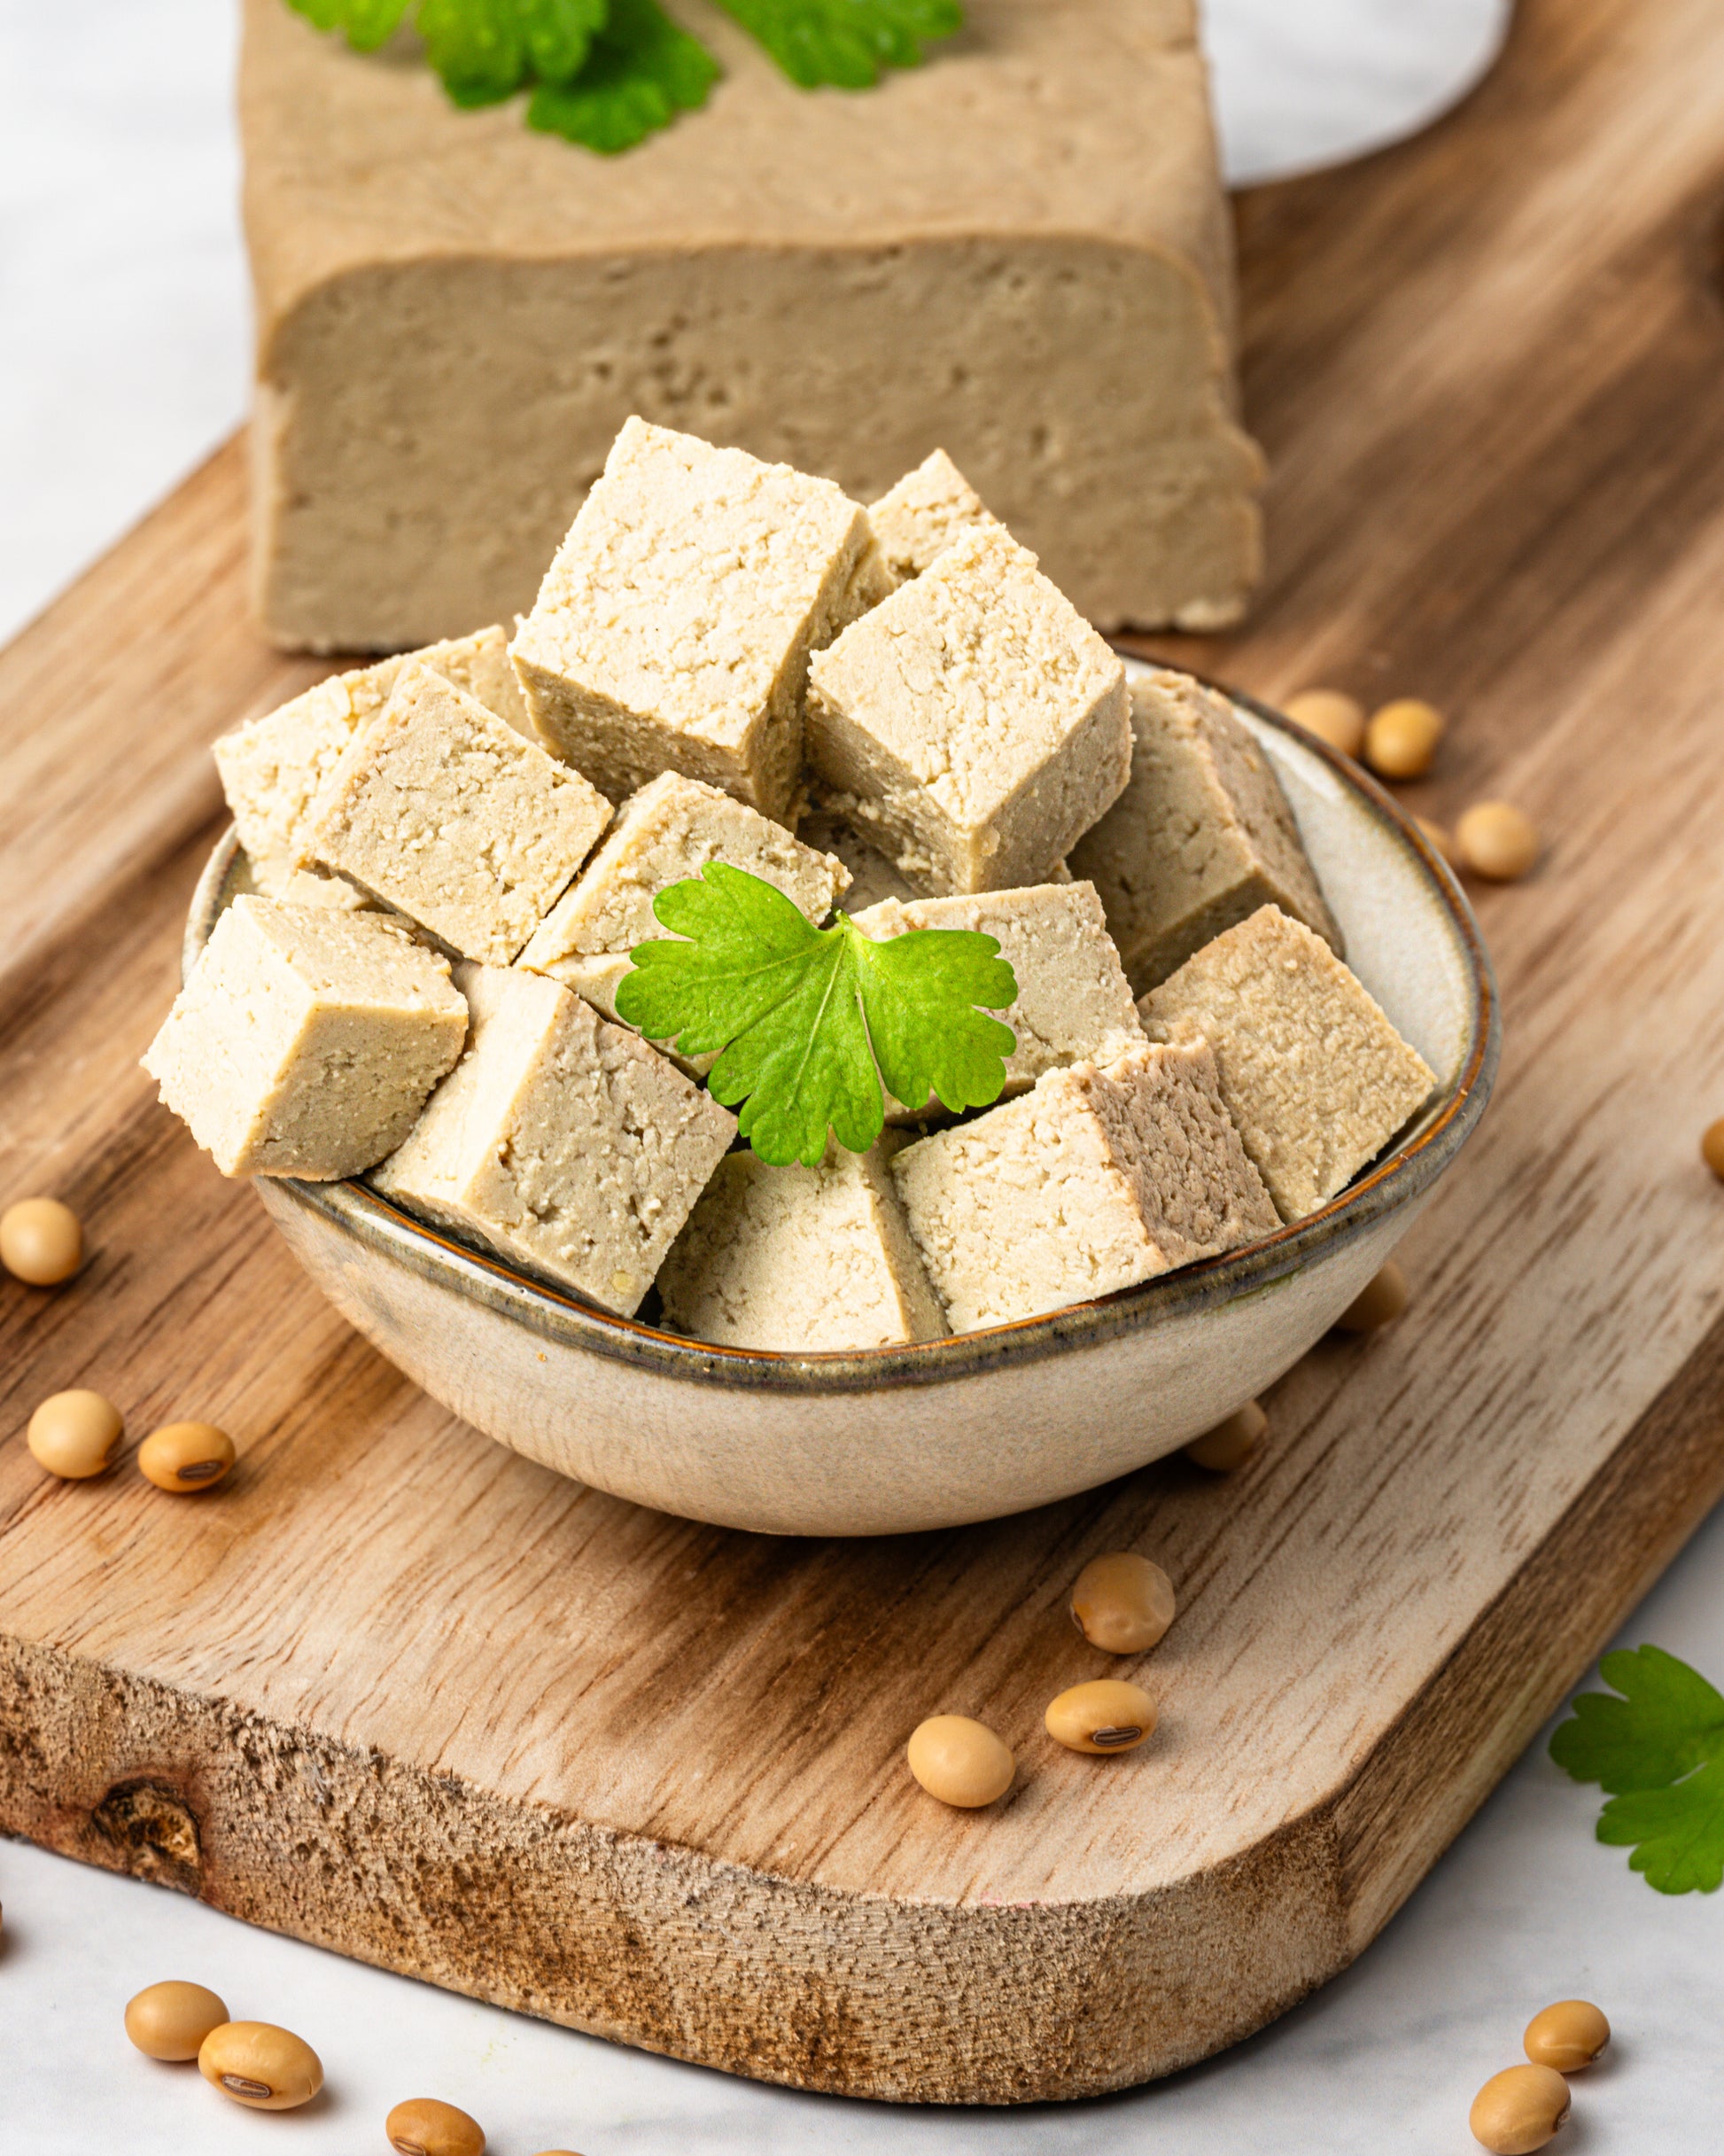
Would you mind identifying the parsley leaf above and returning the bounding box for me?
[528,0,720,152]
[1549,1645,1724,1894]
[287,0,412,51]
[418,0,609,105]
[613,863,1017,1167]
[713,0,963,89]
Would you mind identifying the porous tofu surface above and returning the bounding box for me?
[805,525,1132,894]
[524,949,714,1081]
[517,771,849,977]
[1138,904,1436,1223]
[893,1039,1278,1333]
[214,626,529,891]
[866,449,1001,583]
[143,896,468,1180]
[1071,670,1343,995]
[656,1140,947,1352]
[308,663,610,964]
[851,880,1143,1104]
[373,962,735,1316]
[796,806,919,909]
[510,417,881,819]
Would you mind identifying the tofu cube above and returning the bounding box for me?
[805,525,1132,895]
[1138,904,1437,1222]
[510,418,886,819]
[892,1040,1279,1333]
[850,880,1143,1113]
[373,963,736,1316]
[308,662,610,964]
[214,625,530,892]
[866,448,1001,583]
[796,806,919,910]
[143,896,468,1179]
[656,1140,947,1352]
[1071,670,1343,994]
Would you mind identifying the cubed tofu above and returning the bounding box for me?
[796,806,919,910]
[214,625,531,892]
[1138,904,1436,1222]
[657,1140,947,1352]
[307,662,610,964]
[850,880,1143,1112]
[1070,670,1343,994]
[866,449,1001,583]
[892,1040,1278,1333]
[510,418,886,819]
[143,896,468,1179]
[373,963,736,1316]
[517,772,849,986]
[805,525,1132,895]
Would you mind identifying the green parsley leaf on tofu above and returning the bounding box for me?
[1549,1645,1724,1894]
[528,0,721,152]
[614,862,1018,1167]
[419,0,609,106]
[286,0,412,52]
[714,0,964,89]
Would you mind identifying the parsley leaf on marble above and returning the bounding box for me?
[614,863,1017,1168]
[528,0,720,151]
[1549,1645,1724,1894]
[713,0,964,88]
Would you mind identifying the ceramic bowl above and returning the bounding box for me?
[185,661,1498,1537]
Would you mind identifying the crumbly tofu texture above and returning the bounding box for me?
[867,449,1001,582]
[143,896,468,1179]
[308,663,610,964]
[373,962,735,1316]
[1071,670,1344,995]
[656,1140,947,1352]
[214,626,530,891]
[517,771,849,979]
[510,418,886,820]
[796,806,920,910]
[893,1040,1278,1333]
[1138,904,1437,1223]
[805,525,1132,895]
[851,880,1143,1109]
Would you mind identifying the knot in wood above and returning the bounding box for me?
[90,1779,203,1893]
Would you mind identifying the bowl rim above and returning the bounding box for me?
[190,674,1500,1397]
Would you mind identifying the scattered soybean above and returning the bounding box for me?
[1044,1679,1156,1755]
[198,2020,323,2110]
[1468,2063,1570,2152]
[905,1716,1015,1808]
[1704,1118,1724,1181]
[27,1389,122,1479]
[1364,698,1445,780]
[139,1421,236,1493]
[1456,801,1541,882]
[0,1197,82,1286]
[1069,1552,1176,1653]
[1285,689,1364,758]
[1334,1260,1409,1335]
[386,2095,486,2155]
[1522,1999,1610,2073]
[124,1981,230,2062]
[1184,1399,1266,1474]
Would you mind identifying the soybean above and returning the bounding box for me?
[1468,2063,1570,2152]
[1522,1998,1609,2073]
[124,1980,229,2061]
[0,1197,82,1286]
[139,1421,236,1493]
[1284,689,1364,758]
[1069,1552,1176,1654]
[1185,1399,1266,1474]
[27,1389,122,1479]
[1704,1118,1724,1180]
[198,2020,323,2110]
[1334,1260,1409,1335]
[386,2095,486,2155]
[1044,1679,1156,1755]
[1456,801,1541,882]
[1364,697,1445,780]
[906,1715,1014,1808]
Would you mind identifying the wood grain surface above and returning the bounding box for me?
[5,0,1724,2105]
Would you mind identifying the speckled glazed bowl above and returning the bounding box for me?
[185,661,1498,1536]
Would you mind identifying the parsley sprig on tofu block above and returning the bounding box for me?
[614,863,1018,1167]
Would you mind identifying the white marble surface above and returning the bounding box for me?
[14,4,1721,2152]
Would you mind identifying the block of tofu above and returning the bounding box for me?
[657,1140,947,1352]
[143,896,468,1179]
[517,772,849,987]
[1138,905,1437,1222]
[373,964,735,1316]
[307,663,610,964]
[892,1040,1278,1333]
[805,527,1132,895]
[509,419,884,819]
[242,0,1262,655]
[214,625,530,891]
[1071,670,1343,995]
[851,881,1143,1111]
[867,450,1001,583]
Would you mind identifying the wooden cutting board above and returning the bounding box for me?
[4,0,1724,2106]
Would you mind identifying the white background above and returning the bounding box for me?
[13,4,1724,2153]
